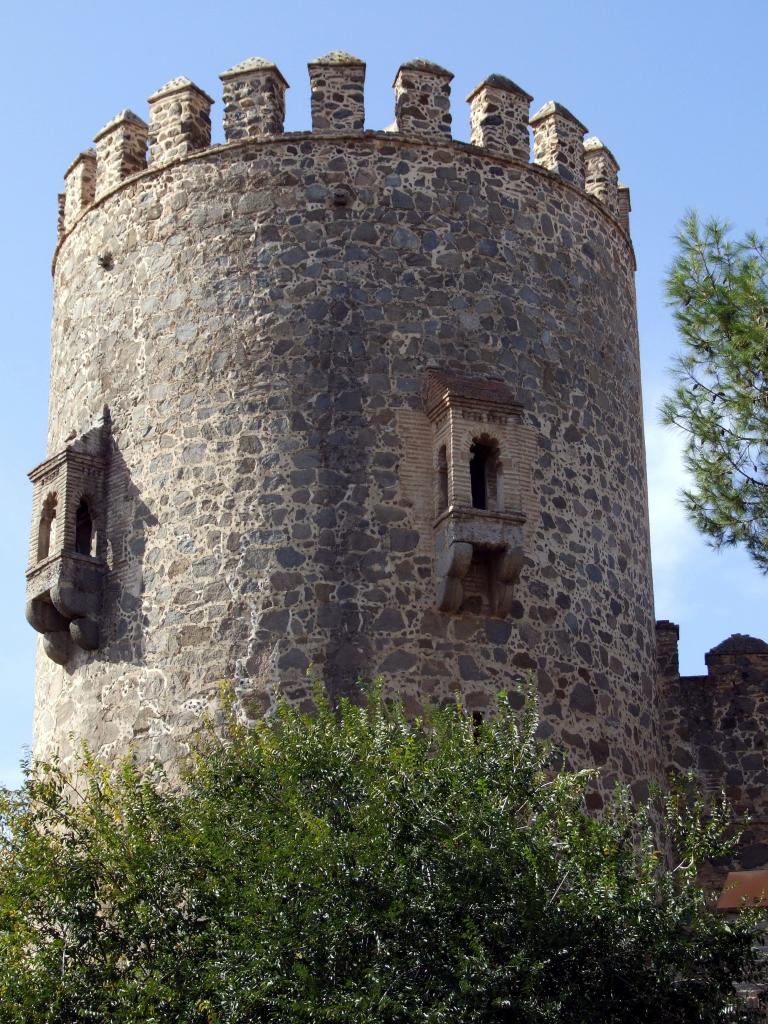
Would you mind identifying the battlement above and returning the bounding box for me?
[56,51,630,244]
[656,621,768,686]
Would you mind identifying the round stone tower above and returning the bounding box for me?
[28,52,659,797]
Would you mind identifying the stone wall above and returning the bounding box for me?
[658,623,768,881]
[31,52,659,800]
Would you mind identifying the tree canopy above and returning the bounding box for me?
[0,684,763,1023]
[663,212,768,571]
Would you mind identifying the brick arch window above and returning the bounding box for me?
[422,370,529,617]
[469,435,501,511]
[75,496,96,557]
[37,492,57,562]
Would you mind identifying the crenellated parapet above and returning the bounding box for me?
[617,183,632,234]
[308,51,366,132]
[529,100,588,188]
[220,57,288,140]
[62,150,96,234]
[393,59,453,139]
[584,137,620,218]
[466,75,532,162]
[94,110,147,200]
[54,51,633,248]
[147,77,213,163]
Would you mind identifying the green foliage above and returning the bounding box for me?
[663,212,768,571]
[0,683,763,1023]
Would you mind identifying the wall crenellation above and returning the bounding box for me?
[584,137,620,219]
[56,52,627,243]
[529,100,588,189]
[393,59,453,139]
[147,77,214,165]
[220,57,288,141]
[308,51,366,132]
[62,149,96,233]
[466,75,533,164]
[93,110,148,200]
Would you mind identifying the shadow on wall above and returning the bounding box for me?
[101,439,158,668]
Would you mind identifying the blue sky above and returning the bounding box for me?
[1,0,765,787]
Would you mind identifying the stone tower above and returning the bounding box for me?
[28,52,659,799]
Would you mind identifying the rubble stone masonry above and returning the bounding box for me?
[659,623,768,877]
[31,52,660,803]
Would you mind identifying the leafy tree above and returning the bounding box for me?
[0,684,763,1023]
[663,212,768,571]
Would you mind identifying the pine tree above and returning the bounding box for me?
[663,212,768,571]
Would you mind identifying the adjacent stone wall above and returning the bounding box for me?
[659,625,768,881]
[34,56,658,801]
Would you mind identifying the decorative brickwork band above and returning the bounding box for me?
[393,59,453,139]
[307,51,365,132]
[220,57,288,141]
[94,110,148,199]
[618,184,631,234]
[63,150,96,231]
[147,77,213,164]
[584,137,620,218]
[530,100,588,188]
[466,75,532,162]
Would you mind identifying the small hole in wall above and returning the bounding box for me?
[97,252,114,270]
[331,184,353,208]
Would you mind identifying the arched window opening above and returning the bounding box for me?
[470,438,501,511]
[37,493,57,562]
[437,444,448,514]
[75,498,95,557]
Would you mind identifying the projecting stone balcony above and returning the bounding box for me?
[26,551,106,663]
[433,506,526,617]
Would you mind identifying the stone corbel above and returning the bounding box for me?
[436,540,473,613]
[26,557,104,664]
[489,545,524,616]
[433,507,526,618]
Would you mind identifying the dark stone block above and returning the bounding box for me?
[372,608,405,631]
[260,609,290,632]
[389,529,420,552]
[569,682,596,715]
[458,655,484,681]
[278,647,310,671]
[379,650,418,672]
[276,547,306,568]
[740,844,768,870]
[589,737,609,765]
